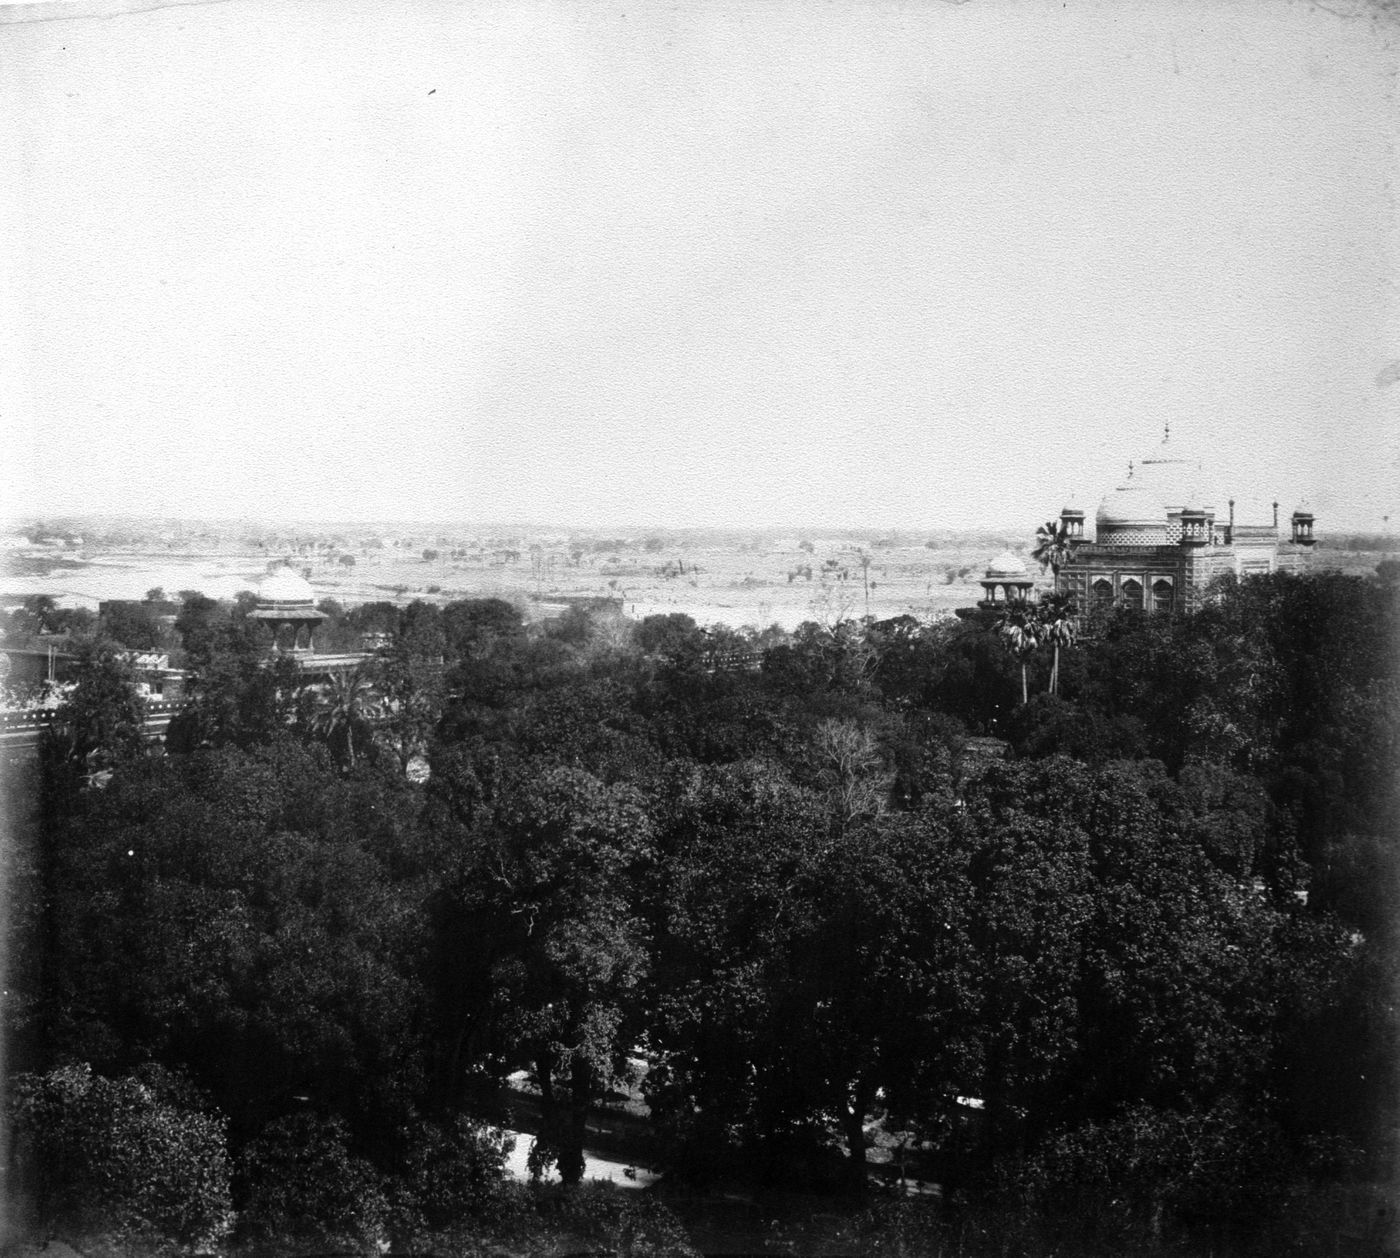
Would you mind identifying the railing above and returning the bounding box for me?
[0,700,189,744]
[709,649,763,673]
[0,709,59,733]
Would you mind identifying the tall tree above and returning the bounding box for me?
[994,603,1041,705]
[41,739,430,1148]
[422,753,653,1184]
[99,602,163,652]
[19,594,58,637]
[1032,519,1081,581]
[812,718,887,837]
[487,763,653,1184]
[170,622,305,752]
[378,642,446,775]
[43,640,147,776]
[173,593,226,671]
[1033,591,1078,697]
[311,664,385,769]
[646,761,834,1185]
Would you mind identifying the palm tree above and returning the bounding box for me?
[1034,591,1078,696]
[310,664,384,768]
[1032,519,1081,581]
[995,602,1041,705]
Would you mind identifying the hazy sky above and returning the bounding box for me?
[3,0,1397,530]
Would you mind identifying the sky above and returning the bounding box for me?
[2,0,1397,531]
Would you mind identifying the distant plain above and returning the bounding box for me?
[1,525,1033,630]
[3,523,1391,633]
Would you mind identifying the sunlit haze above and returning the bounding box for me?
[3,0,1397,531]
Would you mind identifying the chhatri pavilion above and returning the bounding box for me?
[246,564,326,653]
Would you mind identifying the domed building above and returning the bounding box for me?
[1054,429,1315,616]
[975,550,1036,610]
[247,563,326,653]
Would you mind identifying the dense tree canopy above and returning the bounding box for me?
[7,570,1397,1255]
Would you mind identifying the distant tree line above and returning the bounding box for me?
[1325,533,1400,553]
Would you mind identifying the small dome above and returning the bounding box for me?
[257,566,316,607]
[984,550,1030,579]
[1096,483,1164,528]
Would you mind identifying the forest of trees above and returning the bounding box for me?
[3,568,1397,1256]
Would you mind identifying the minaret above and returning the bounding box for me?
[1059,502,1086,540]
[1179,501,1210,548]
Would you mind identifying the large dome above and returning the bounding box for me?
[1133,435,1216,512]
[257,566,317,607]
[1096,482,1164,528]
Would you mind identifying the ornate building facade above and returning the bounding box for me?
[1054,432,1315,615]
